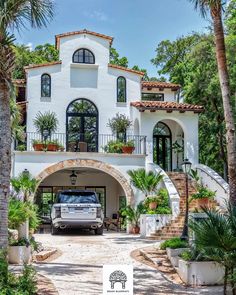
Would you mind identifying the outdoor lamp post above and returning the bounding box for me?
[180,158,192,241]
[70,171,77,185]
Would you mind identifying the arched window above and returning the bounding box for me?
[72,48,95,64]
[117,76,126,102]
[66,99,98,152]
[41,74,51,97]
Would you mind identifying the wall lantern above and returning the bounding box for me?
[70,171,77,185]
[22,169,29,177]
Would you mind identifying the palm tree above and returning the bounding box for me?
[188,1,236,206]
[0,0,54,250]
[11,172,39,202]
[189,205,236,295]
[127,168,163,197]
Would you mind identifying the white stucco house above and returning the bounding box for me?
[13,29,229,227]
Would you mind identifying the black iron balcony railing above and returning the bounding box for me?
[15,132,147,155]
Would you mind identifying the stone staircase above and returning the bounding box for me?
[149,172,219,240]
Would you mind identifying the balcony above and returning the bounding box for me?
[15,132,147,155]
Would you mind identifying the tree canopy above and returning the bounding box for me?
[152,0,236,178]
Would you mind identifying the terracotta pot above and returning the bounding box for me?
[122,146,135,154]
[132,226,140,234]
[149,201,158,210]
[47,144,58,151]
[33,143,45,151]
[197,197,210,207]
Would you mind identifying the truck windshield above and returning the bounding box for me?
[57,192,98,204]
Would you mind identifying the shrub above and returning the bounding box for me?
[160,237,188,250]
[0,252,37,295]
[8,198,40,231]
[103,140,124,153]
[190,186,215,201]
[33,111,58,138]
[107,113,132,134]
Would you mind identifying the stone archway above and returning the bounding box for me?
[36,158,134,205]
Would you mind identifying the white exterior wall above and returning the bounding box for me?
[26,34,142,136]
[140,111,199,165]
[142,87,177,102]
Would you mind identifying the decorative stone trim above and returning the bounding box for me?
[36,158,134,205]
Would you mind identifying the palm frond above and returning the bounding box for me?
[188,0,222,18]
[0,0,54,32]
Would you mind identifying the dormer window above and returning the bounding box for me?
[41,74,51,97]
[73,48,95,64]
[117,76,126,103]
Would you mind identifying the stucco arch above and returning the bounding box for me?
[153,117,186,136]
[36,158,134,205]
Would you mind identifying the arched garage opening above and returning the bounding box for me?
[34,159,134,223]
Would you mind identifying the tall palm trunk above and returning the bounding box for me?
[0,81,11,249]
[211,8,236,207]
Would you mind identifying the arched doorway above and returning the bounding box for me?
[66,99,98,152]
[35,159,134,220]
[153,122,172,171]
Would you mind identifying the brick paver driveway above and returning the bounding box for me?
[35,232,223,295]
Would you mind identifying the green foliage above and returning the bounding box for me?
[10,95,25,141]
[8,197,40,231]
[127,169,163,197]
[0,252,37,295]
[103,140,123,154]
[33,111,58,138]
[189,203,236,290]
[8,197,29,229]
[160,237,188,250]
[144,196,160,205]
[125,140,135,147]
[13,43,58,79]
[189,169,200,182]
[120,202,145,227]
[151,29,233,177]
[107,113,132,135]
[110,47,128,68]
[9,237,30,247]
[190,186,216,201]
[11,172,39,202]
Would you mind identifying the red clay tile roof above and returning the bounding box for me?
[24,61,62,70]
[12,79,26,86]
[130,101,204,112]
[142,81,181,90]
[108,64,144,76]
[55,29,113,49]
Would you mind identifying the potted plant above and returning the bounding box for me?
[8,238,32,264]
[32,139,45,151]
[46,139,59,151]
[103,140,124,153]
[127,168,163,197]
[190,185,216,207]
[144,196,160,210]
[33,111,59,151]
[120,202,145,234]
[107,113,132,141]
[121,140,135,154]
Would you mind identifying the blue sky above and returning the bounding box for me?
[15,0,209,78]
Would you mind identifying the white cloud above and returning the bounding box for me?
[83,10,108,22]
[26,42,33,51]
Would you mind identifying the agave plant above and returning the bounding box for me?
[189,203,236,295]
[127,168,163,197]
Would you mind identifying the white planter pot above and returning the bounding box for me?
[177,259,225,286]
[166,247,188,260]
[8,246,31,265]
[166,248,188,267]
